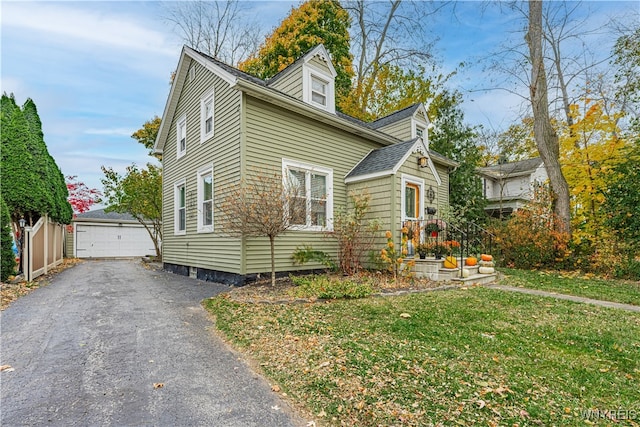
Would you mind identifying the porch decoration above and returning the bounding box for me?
[416,243,429,259]
[443,256,458,269]
[465,256,478,266]
[481,254,493,262]
[479,254,495,274]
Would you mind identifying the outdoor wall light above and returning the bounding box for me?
[417,156,428,168]
[19,218,26,228]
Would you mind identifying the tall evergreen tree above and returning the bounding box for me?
[0,94,72,225]
[239,0,353,105]
[1,196,16,282]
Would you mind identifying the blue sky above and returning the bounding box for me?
[1,1,636,205]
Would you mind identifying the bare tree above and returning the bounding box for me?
[525,0,571,234]
[217,168,306,286]
[162,0,262,66]
[343,0,446,115]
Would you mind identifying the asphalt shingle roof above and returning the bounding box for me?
[477,157,543,178]
[75,208,137,222]
[346,139,418,178]
[370,104,422,129]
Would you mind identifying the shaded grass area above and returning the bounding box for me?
[500,268,640,306]
[205,288,640,426]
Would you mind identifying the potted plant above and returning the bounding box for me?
[424,219,446,237]
[424,222,441,237]
[416,243,429,259]
[432,242,447,259]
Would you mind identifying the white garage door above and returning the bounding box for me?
[76,224,156,258]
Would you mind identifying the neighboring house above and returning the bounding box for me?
[153,44,457,285]
[66,209,157,258]
[476,157,548,218]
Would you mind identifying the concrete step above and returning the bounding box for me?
[451,273,498,286]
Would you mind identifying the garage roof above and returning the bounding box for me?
[74,208,138,223]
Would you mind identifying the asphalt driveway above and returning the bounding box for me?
[1,260,304,426]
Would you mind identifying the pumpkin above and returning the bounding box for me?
[465,257,478,266]
[481,254,493,262]
[443,256,458,269]
[478,266,495,274]
[462,268,471,278]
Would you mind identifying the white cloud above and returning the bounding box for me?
[2,2,176,57]
[84,128,135,137]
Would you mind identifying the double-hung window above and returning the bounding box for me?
[283,159,333,230]
[197,167,213,232]
[174,180,186,234]
[310,76,328,107]
[177,114,187,158]
[200,89,214,143]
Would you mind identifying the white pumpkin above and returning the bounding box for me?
[462,268,471,278]
[478,266,495,274]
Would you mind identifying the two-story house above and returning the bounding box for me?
[476,157,548,218]
[153,45,457,285]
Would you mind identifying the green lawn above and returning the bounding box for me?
[205,288,640,426]
[499,268,640,306]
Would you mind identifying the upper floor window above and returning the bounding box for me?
[200,89,214,143]
[197,166,213,232]
[303,66,335,113]
[416,127,424,139]
[177,114,187,158]
[283,159,333,230]
[311,76,328,107]
[174,180,186,234]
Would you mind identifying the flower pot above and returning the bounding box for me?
[419,254,426,260]
[431,231,438,238]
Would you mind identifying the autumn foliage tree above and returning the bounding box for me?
[101,164,163,258]
[66,176,101,216]
[239,0,354,104]
[218,168,306,286]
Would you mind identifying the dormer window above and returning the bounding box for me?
[311,76,328,107]
[416,127,424,139]
[303,65,335,114]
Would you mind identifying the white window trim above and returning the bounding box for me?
[200,88,214,143]
[302,66,335,114]
[401,174,425,221]
[174,179,187,235]
[177,114,187,159]
[196,165,214,233]
[282,158,333,231]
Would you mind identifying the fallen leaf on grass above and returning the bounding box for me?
[271,384,281,393]
[0,365,14,372]
[399,313,411,318]
[153,383,164,389]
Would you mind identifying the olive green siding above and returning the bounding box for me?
[161,59,243,274]
[346,176,393,252]
[241,95,380,273]
[307,55,333,75]
[269,66,303,100]
[377,116,412,141]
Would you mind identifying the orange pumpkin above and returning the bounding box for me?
[443,256,458,269]
[481,254,493,262]
[465,257,478,266]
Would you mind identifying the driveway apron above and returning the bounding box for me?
[1,260,303,426]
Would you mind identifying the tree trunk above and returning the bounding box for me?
[269,235,276,287]
[525,0,572,236]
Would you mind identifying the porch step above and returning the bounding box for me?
[451,273,498,286]
[410,258,497,284]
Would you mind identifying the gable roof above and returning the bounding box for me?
[74,208,138,223]
[477,157,544,180]
[153,45,400,154]
[345,138,456,185]
[267,44,337,86]
[370,104,423,129]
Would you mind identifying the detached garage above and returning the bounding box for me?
[68,209,157,258]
